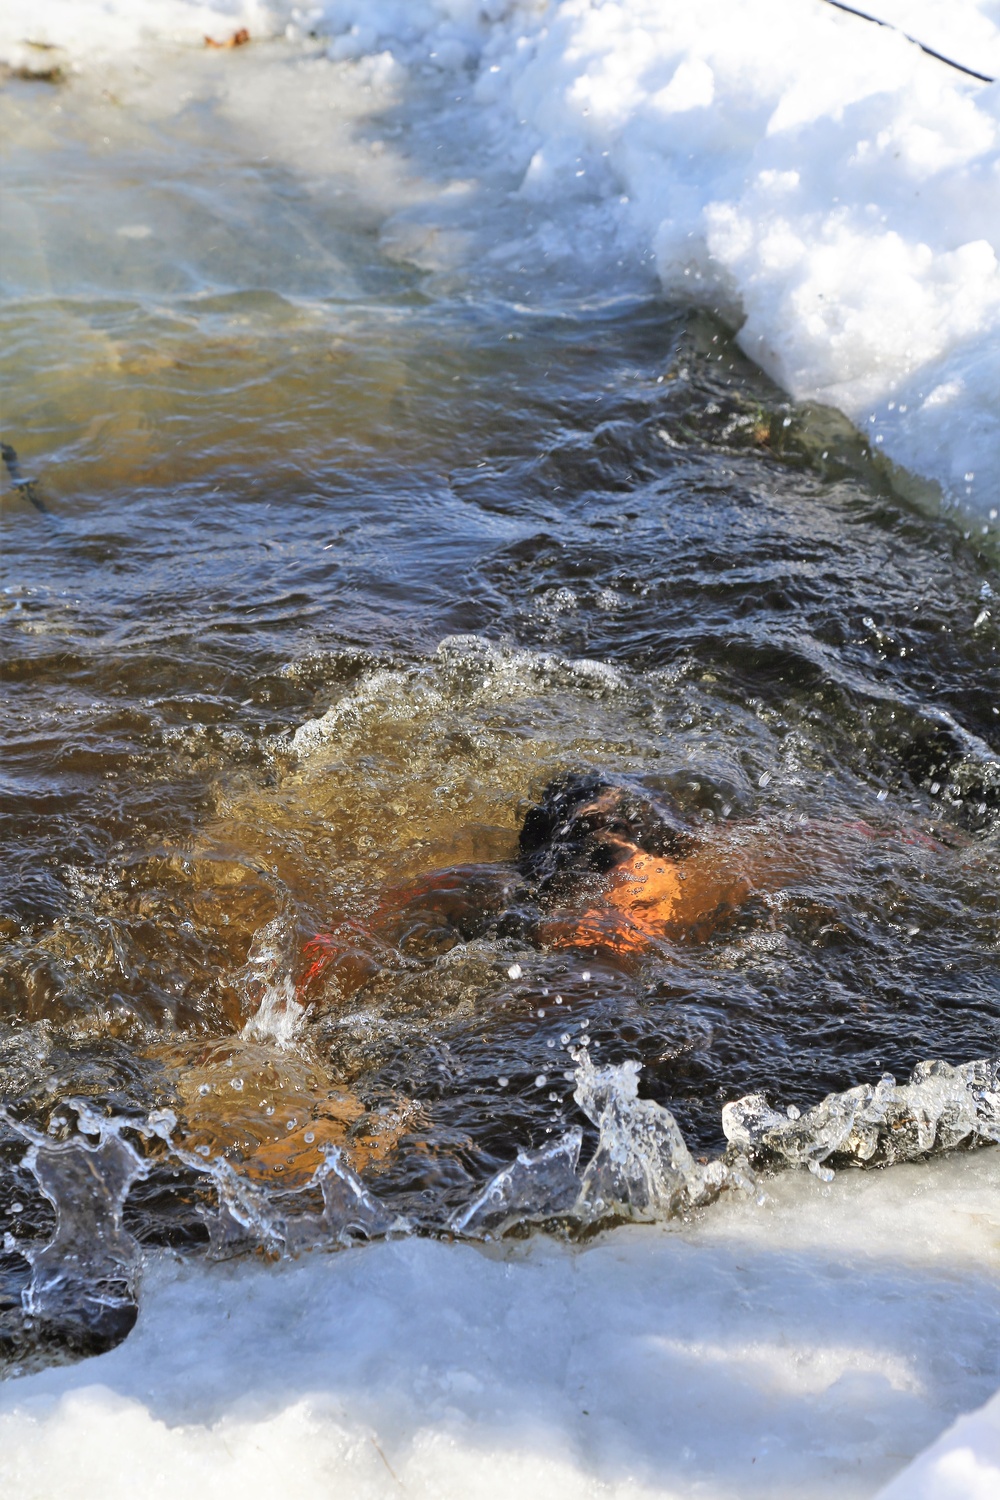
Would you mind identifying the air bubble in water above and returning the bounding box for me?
[535,1074,548,1088]
[507,963,523,979]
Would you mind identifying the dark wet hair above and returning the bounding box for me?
[518,771,696,893]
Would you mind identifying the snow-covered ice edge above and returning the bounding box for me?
[875,1385,1000,1500]
[1,1145,998,1500]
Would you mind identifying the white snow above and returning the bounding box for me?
[2,1,998,521]
[875,1385,1000,1500]
[1,1146,998,1499]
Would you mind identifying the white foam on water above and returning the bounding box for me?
[0,1145,997,1499]
[3,1,999,521]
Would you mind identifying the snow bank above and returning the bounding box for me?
[876,1386,1000,1500]
[1,1147,998,1500]
[0,0,285,55]
[477,0,1000,525]
[2,1,998,522]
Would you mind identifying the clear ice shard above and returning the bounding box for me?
[722,1057,1000,1169]
[2,1100,147,1349]
[451,1129,584,1236]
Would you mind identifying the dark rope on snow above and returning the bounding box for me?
[820,0,996,84]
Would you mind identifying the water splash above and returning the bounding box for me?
[144,1109,404,1259]
[241,975,306,1047]
[451,1130,584,1237]
[1,1097,406,1366]
[237,919,306,1046]
[3,1049,997,1366]
[723,1057,1000,1173]
[1,1100,148,1354]
[453,1052,755,1237]
[572,1050,752,1220]
[453,1051,999,1239]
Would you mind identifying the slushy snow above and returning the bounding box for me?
[1,0,999,522]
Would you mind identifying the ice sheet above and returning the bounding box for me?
[1,1147,998,1499]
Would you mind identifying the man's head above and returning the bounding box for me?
[518,772,695,895]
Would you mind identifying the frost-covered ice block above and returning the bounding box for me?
[876,1383,1000,1500]
[723,1058,1000,1173]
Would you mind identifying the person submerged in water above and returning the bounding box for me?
[297,769,925,1004]
[174,770,944,1182]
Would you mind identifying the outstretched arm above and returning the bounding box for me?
[298,863,521,1004]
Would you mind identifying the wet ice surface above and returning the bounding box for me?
[1,1147,998,1499]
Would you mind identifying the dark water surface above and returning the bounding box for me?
[1,51,998,1368]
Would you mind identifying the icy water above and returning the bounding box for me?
[1,45,998,1373]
